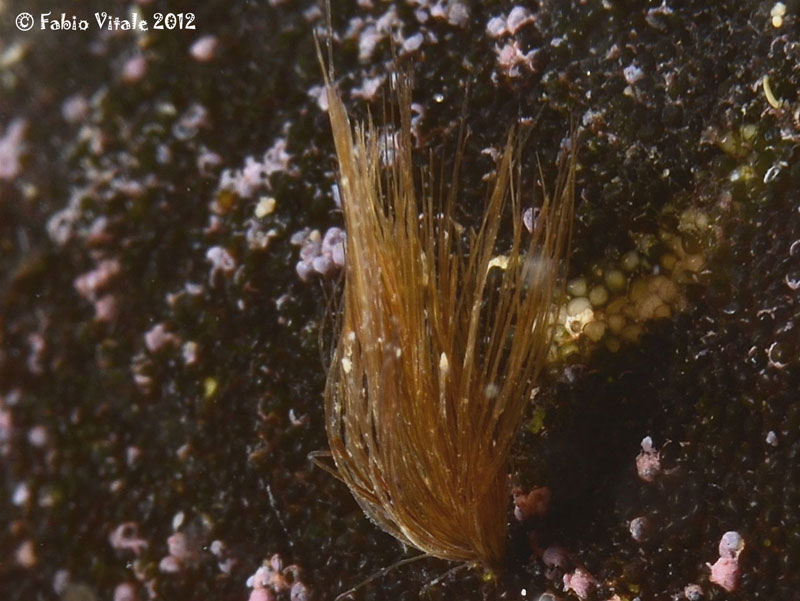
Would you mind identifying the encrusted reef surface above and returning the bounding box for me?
[1,1,798,600]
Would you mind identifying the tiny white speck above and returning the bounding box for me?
[439,352,449,374]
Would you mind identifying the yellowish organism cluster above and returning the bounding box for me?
[551,205,714,358]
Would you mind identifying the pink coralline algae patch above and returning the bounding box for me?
[197,148,223,175]
[173,103,210,141]
[246,215,279,251]
[181,340,199,365]
[93,294,119,322]
[495,40,538,78]
[16,539,37,568]
[486,5,541,77]
[351,75,386,101]
[358,23,388,63]
[307,85,329,112]
[144,323,181,353]
[109,522,149,555]
[563,566,596,600]
[246,554,309,601]
[427,0,470,28]
[206,245,237,283]
[338,0,470,76]
[506,6,536,33]
[158,532,202,573]
[513,486,551,521]
[190,35,218,62]
[210,539,237,575]
[718,530,745,558]
[0,118,27,182]
[52,570,70,595]
[708,557,740,592]
[26,332,47,375]
[541,546,570,571]
[623,63,645,86]
[343,6,400,62]
[708,531,745,592]
[486,6,536,38]
[121,54,148,84]
[74,259,121,301]
[158,554,181,574]
[628,516,651,542]
[0,404,12,457]
[61,94,90,123]
[218,138,294,200]
[536,545,604,598]
[402,32,424,53]
[27,424,48,447]
[113,582,139,601]
[248,589,275,601]
[157,514,218,574]
[292,227,346,281]
[635,435,662,482]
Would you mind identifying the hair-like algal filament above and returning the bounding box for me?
[321,61,575,571]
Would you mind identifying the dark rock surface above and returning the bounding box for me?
[1,1,798,599]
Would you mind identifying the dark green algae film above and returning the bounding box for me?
[0,0,798,600]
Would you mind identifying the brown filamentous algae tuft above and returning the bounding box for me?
[317,48,576,583]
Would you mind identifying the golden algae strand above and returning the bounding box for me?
[320,61,576,571]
